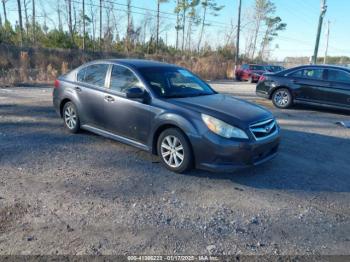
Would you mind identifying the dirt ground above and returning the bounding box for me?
[0,81,349,255]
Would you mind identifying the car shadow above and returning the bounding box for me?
[2,103,349,195]
[287,103,350,116]
[186,128,350,193]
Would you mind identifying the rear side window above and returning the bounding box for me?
[290,68,324,80]
[77,64,109,87]
[109,65,141,93]
[327,69,350,83]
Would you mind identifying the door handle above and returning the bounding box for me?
[75,87,82,92]
[104,95,115,102]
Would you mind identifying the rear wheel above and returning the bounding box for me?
[272,88,293,109]
[157,128,193,173]
[63,101,80,133]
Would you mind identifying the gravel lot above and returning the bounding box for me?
[0,81,349,255]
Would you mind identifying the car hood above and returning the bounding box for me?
[169,94,272,127]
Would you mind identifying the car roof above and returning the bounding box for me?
[292,64,350,71]
[94,59,179,69]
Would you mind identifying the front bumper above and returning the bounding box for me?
[190,130,280,172]
[255,90,269,99]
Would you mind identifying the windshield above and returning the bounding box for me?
[138,67,216,98]
[249,65,265,71]
[268,66,283,72]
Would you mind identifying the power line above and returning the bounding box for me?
[100,0,230,27]
[68,0,232,29]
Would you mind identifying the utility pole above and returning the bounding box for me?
[156,0,160,53]
[323,20,330,64]
[2,0,8,22]
[235,0,242,77]
[312,0,327,64]
[17,0,24,46]
[99,0,102,51]
[32,0,35,44]
[82,0,85,50]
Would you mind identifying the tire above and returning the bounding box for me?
[157,128,193,173]
[272,88,293,109]
[63,101,80,133]
[249,76,255,83]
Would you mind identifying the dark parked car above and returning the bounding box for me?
[53,59,280,173]
[235,64,267,83]
[256,65,350,111]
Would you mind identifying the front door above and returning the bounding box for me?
[103,64,152,144]
[289,67,328,103]
[324,69,350,108]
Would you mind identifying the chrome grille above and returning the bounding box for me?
[250,119,277,141]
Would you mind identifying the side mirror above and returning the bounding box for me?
[126,87,145,99]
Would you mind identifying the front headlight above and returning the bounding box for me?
[201,114,249,139]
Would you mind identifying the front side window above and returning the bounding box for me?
[110,65,141,93]
[327,69,350,83]
[290,68,324,80]
[138,67,216,98]
[77,68,86,82]
[78,64,109,87]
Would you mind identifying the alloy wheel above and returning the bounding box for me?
[274,90,290,107]
[64,105,77,130]
[160,135,184,168]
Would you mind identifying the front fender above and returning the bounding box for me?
[148,112,201,152]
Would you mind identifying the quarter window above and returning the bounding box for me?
[110,65,141,93]
[78,64,109,87]
[327,70,350,83]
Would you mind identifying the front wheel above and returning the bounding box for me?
[157,128,193,173]
[272,88,293,109]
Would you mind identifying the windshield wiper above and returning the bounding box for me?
[164,93,214,98]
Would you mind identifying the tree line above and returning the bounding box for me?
[0,0,287,62]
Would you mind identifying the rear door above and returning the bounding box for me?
[288,68,329,103]
[324,69,350,108]
[76,63,109,127]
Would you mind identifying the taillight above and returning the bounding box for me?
[54,79,60,88]
[258,75,266,82]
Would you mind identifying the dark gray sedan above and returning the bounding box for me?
[53,59,280,173]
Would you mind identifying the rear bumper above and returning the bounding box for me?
[191,130,280,172]
[251,75,261,81]
[53,96,61,117]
